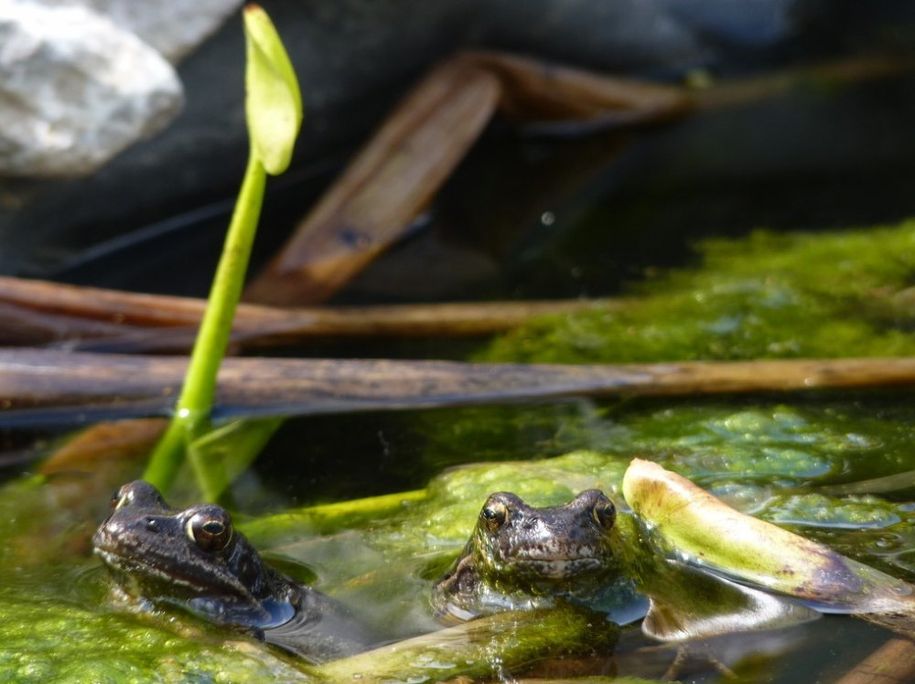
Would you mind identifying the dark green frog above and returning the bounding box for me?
[93,480,373,662]
[431,489,632,621]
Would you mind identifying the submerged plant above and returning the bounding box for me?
[144,4,302,498]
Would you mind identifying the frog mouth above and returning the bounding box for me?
[511,556,605,578]
[93,534,249,599]
[94,546,216,594]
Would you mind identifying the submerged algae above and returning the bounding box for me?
[0,579,312,683]
[315,607,618,682]
[353,394,915,639]
[220,219,915,603]
[416,400,915,581]
[420,399,915,492]
[0,454,631,682]
[484,220,915,364]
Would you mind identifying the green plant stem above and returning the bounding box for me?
[142,419,188,490]
[144,155,266,493]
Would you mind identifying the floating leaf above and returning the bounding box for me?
[622,459,915,621]
[639,559,819,641]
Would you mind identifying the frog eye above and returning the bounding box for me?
[480,500,508,530]
[592,500,616,529]
[186,508,233,552]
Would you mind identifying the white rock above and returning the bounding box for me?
[48,0,244,63]
[0,1,183,177]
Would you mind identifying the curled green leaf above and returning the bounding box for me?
[244,4,303,175]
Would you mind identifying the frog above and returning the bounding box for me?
[431,487,821,643]
[431,489,638,621]
[92,480,374,662]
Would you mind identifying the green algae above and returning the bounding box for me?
[0,575,311,683]
[762,493,905,530]
[0,453,628,682]
[423,224,915,531]
[0,555,620,683]
[750,491,915,577]
[3,421,912,681]
[5,221,915,680]
[483,220,915,364]
[421,399,915,493]
[250,430,913,570]
[233,398,915,650]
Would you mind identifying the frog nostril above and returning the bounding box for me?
[144,517,160,532]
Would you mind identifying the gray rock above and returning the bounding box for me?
[53,0,244,62]
[0,0,182,178]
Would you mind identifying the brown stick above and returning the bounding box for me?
[694,55,914,112]
[462,50,690,124]
[834,638,915,684]
[39,418,168,475]
[0,300,136,344]
[3,349,915,425]
[0,276,611,350]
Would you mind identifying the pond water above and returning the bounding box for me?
[2,69,915,682]
[4,395,915,681]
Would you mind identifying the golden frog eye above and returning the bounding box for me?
[186,508,233,552]
[592,500,616,529]
[480,499,508,531]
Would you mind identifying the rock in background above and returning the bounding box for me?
[0,0,183,177]
[69,0,243,62]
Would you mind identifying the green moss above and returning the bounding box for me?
[0,578,312,683]
[483,221,915,364]
[421,400,915,492]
